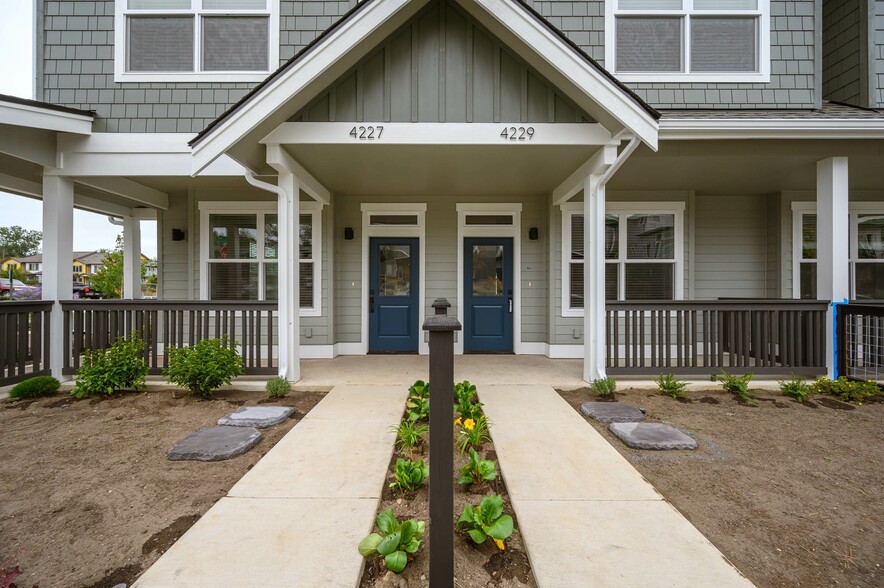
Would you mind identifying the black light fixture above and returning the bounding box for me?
[528,227,539,240]
[344,227,355,240]
[171,229,186,241]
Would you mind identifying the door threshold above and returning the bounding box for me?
[463,350,515,355]
[367,351,420,355]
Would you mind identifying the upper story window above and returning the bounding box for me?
[114,1,279,83]
[606,0,770,83]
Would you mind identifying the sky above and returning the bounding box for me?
[0,0,158,258]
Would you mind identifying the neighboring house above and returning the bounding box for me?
[1,0,883,383]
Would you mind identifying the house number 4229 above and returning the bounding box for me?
[500,126,535,141]
[349,125,384,139]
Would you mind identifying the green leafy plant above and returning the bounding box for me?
[457,447,497,487]
[9,375,60,399]
[655,373,687,399]
[72,334,148,398]
[454,380,484,421]
[358,509,425,573]
[457,494,514,551]
[590,376,617,397]
[163,335,244,398]
[712,369,755,404]
[810,377,881,405]
[265,376,291,398]
[392,419,428,454]
[407,379,429,400]
[779,374,811,402]
[390,458,429,493]
[405,395,429,422]
[456,415,492,454]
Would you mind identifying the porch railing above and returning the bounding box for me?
[0,301,53,387]
[61,300,278,376]
[837,303,884,384]
[605,300,828,376]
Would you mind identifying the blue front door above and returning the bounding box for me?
[464,237,513,352]
[369,237,419,353]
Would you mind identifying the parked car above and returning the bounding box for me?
[72,281,105,299]
[0,278,41,300]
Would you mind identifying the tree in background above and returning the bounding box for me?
[0,226,41,259]
[89,236,148,298]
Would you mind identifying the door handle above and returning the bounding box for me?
[508,289,513,314]
[370,289,375,313]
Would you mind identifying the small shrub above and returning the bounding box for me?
[9,376,60,399]
[454,380,484,421]
[392,419,428,454]
[457,494,514,551]
[779,375,810,402]
[590,377,617,397]
[72,334,148,398]
[405,395,429,422]
[358,509,425,573]
[712,369,755,404]
[265,376,291,398]
[810,377,881,405]
[407,380,429,400]
[390,458,429,492]
[655,374,687,399]
[456,415,492,454]
[457,447,497,487]
[163,336,244,398]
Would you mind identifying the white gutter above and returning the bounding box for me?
[660,118,884,140]
[244,169,286,200]
[107,216,124,226]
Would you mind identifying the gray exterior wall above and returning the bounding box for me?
[822,0,867,106]
[875,0,884,106]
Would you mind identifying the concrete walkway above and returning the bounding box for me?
[132,385,407,588]
[479,385,754,588]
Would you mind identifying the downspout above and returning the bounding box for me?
[244,170,286,200]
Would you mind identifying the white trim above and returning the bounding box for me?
[605,0,771,83]
[113,0,279,83]
[360,204,428,355]
[300,344,336,359]
[197,200,322,316]
[561,201,685,317]
[0,100,92,134]
[456,203,522,355]
[660,118,884,140]
[548,344,584,359]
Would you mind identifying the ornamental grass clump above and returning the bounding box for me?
[265,376,291,398]
[73,333,148,398]
[655,373,688,399]
[9,375,60,399]
[456,415,492,454]
[457,447,497,487]
[779,374,811,402]
[389,458,429,493]
[810,376,881,405]
[457,494,514,551]
[590,376,617,397]
[358,509,425,573]
[713,369,755,404]
[163,335,244,398]
[392,419,428,454]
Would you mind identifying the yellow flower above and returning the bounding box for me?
[454,417,462,427]
[464,418,475,431]
[493,538,505,551]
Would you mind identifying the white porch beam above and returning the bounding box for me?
[266,144,331,205]
[0,171,141,218]
[816,157,850,379]
[74,194,135,219]
[0,125,58,167]
[262,122,615,147]
[42,175,74,380]
[277,171,301,382]
[552,145,618,205]
[0,101,92,134]
[75,177,169,210]
[583,174,606,383]
[122,216,143,300]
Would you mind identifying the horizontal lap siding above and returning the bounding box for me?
[159,194,190,301]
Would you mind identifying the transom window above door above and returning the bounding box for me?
[606,0,770,83]
[115,0,279,82]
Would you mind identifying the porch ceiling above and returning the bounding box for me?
[282,143,599,196]
[610,139,884,194]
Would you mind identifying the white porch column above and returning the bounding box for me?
[42,175,74,379]
[277,171,301,382]
[122,216,142,299]
[816,157,850,378]
[583,174,606,382]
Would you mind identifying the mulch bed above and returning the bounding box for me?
[0,388,325,588]
[558,387,884,588]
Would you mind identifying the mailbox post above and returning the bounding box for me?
[423,298,461,588]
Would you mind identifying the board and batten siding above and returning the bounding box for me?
[291,0,593,124]
[333,193,548,346]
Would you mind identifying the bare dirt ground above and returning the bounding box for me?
[558,387,884,588]
[0,388,325,588]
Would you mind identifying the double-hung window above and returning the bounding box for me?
[606,0,770,82]
[562,202,684,315]
[115,1,278,82]
[200,202,322,315]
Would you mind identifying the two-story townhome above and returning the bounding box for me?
[1,0,884,386]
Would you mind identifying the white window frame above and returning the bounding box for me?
[199,200,321,316]
[114,0,279,83]
[561,201,685,317]
[792,201,884,300]
[605,0,770,83]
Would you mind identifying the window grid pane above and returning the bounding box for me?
[202,16,268,71]
[799,262,816,300]
[625,264,674,300]
[626,214,675,259]
[299,262,314,308]
[209,262,258,300]
[299,214,313,260]
[265,214,278,260]
[264,262,278,301]
[802,214,817,260]
[128,0,191,9]
[690,17,757,72]
[616,17,683,72]
[605,214,619,259]
[857,215,884,260]
[569,263,584,309]
[128,16,194,72]
[210,214,257,260]
[605,263,619,301]
[202,0,267,8]
[570,214,584,260]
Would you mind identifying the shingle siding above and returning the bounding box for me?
[823,0,865,106]
[875,0,884,107]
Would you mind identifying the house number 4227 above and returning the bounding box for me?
[349,125,384,139]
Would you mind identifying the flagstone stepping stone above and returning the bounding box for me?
[217,406,294,428]
[580,401,645,423]
[608,422,697,450]
[168,426,261,461]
